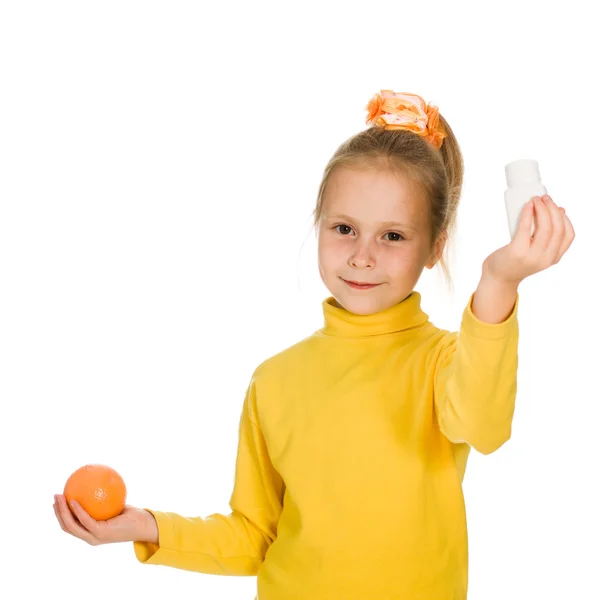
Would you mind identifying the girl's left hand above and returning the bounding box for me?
[482,194,575,286]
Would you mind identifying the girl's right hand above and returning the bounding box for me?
[53,493,158,546]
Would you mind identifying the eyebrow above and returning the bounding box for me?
[323,213,417,232]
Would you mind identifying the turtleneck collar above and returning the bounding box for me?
[319,290,430,338]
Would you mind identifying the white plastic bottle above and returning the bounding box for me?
[504,159,546,240]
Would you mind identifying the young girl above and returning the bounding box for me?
[53,90,575,599]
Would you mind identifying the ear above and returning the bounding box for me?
[425,230,447,269]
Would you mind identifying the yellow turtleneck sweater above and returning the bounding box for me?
[133,289,519,599]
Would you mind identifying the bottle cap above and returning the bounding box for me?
[505,159,541,188]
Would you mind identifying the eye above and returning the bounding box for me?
[333,225,405,241]
[385,232,404,242]
[334,224,354,235]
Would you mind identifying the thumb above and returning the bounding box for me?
[514,198,535,243]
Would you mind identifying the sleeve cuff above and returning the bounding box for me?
[461,291,519,340]
[132,509,175,564]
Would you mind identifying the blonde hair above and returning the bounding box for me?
[311,115,464,291]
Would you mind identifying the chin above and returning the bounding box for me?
[332,288,391,315]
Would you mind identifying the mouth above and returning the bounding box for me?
[341,278,382,290]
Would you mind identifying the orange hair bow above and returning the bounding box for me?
[365,90,447,149]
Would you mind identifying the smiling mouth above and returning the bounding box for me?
[342,278,382,289]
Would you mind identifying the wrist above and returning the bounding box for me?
[481,264,521,292]
[472,272,520,324]
[136,509,159,544]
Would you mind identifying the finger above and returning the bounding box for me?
[54,495,73,534]
[557,210,575,257]
[56,495,100,545]
[54,499,69,534]
[542,196,566,262]
[69,499,105,539]
[55,495,85,539]
[530,196,553,251]
[513,198,536,250]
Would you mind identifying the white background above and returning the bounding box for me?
[1,1,598,598]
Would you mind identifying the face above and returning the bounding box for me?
[317,166,445,315]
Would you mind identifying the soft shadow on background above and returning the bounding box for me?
[1,1,597,599]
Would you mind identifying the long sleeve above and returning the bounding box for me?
[133,375,285,575]
[433,291,519,455]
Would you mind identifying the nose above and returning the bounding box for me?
[349,240,375,269]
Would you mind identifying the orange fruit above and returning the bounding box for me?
[64,464,127,521]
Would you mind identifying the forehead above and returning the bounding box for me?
[322,167,428,224]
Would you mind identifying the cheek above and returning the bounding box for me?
[318,235,341,266]
[317,239,329,278]
[382,245,420,271]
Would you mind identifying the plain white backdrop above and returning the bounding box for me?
[1,1,598,598]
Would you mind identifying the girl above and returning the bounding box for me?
[53,90,575,599]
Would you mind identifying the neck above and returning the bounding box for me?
[320,290,430,338]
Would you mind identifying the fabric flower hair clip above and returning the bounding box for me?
[365,90,447,149]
